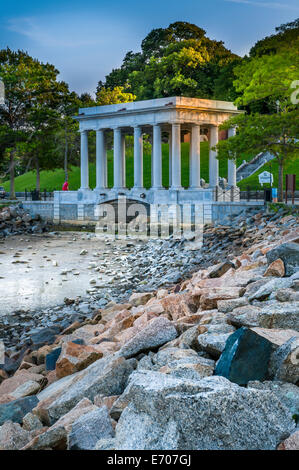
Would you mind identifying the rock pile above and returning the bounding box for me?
[0,205,48,238]
[0,205,298,450]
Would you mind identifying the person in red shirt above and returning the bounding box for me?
[62,180,69,191]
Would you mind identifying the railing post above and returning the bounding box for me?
[247,186,250,202]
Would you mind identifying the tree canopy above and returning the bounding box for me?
[99,21,240,101]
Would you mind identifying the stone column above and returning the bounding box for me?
[95,129,106,190]
[80,130,89,190]
[113,128,123,189]
[168,129,172,188]
[150,134,154,187]
[228,127,237,187]
[209,125,219,187]
[134,126,143,189]
[152,124,162,189]
[171,123,182,190]
[190,124,201,189]
[121,133,126,188]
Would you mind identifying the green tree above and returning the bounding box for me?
[217,111,299,201]
[98,22,239,101]
[96,85,136,105]
[217,19,299,202]
[0,48,72,196]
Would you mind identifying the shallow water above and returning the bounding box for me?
[0,232,132,315]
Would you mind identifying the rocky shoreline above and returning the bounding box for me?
[0,205,298,450]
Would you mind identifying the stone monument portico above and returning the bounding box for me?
[53,97,243,224]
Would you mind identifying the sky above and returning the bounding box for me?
[0,0,298,95]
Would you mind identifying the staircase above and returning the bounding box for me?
[236,151,275,182]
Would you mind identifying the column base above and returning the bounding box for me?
[170,186,184,191]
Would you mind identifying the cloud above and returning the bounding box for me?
[224,0,299,11]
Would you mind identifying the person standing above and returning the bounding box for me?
[62,180,69,191]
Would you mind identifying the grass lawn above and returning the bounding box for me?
[2,142,298,191]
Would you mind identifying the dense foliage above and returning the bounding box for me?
[98,22,240,101]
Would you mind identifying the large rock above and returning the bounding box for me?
[266,242,299,276]
[199,288,242,310]
[151,347,215,380]
[30,327,59,348]
[159,293,198,320]
[248,278,293,301]
[215,327,298,385]
[50,397,98,433]
[129,292,154,307]
[118,317,178,359]
[208,261,235,278]
[0,421,32,450]
[10,380,41,400]
[0,395,39,425]
[0,371,45,397]
[68,406,114,450]
[35,355,136,425]
[114,371,295,450]
[197,332,233,358]
[217,297,249,313]
[278,430,299,450]
[55,342,103,379]
[22,426,67,450]
[264,259,285,277]
[247,381,299,417]
[269,336,299,384]
[228,302,299,331]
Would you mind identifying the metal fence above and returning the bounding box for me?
[216,186,299,203]
[23,189,54,201]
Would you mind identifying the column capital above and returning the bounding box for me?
[79,129,89,134]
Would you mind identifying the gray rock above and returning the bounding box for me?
[197,332,233,358]
[0,421,32,450]
[68,406,114,450]
[119,317,178,359]
[23,426,67,450]
[248,381,299,417]
[37,355,136,424]
[30,327,59,348]
[248,278,293,301]
[0,395,39,425]
[217,297,249,313]
[229,302,299,331]
[276,288,299,302]
[94,437,116,450]
[22,412,43,431]
[269,336,299,385]
[208,261,235,278]
[266,242,299,276]
[114,371,295,450]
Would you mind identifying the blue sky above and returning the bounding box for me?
[1,0,298,95]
